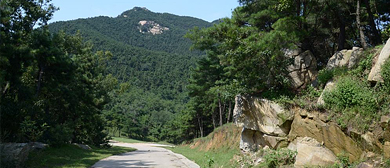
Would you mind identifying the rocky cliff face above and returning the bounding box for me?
[233,96,390,167]
[138,20,169,35]
[234,40,390,167]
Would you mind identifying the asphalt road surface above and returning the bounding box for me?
[91,141,200,168]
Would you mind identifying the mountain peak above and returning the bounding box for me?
[131,7,150,12]
[120,7,152,18]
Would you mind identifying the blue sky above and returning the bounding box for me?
[49,0,240,23]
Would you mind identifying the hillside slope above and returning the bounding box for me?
[47,7,213,141]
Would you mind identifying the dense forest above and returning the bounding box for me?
[1,0,390,147]
[47,7,216,142]
[1,0,115,146]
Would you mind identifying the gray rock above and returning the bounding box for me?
[0,143,32,168]
[326,47,363,70]
[348,47,364,68]
[233,95,294,136]
[30,142,48,150]
[286,50,318,89]
[368,38,390,82]
[73,143,92,150]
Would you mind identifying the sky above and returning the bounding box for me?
[49,0,240,23]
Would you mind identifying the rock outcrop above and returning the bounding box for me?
[234,95,294,137]
[289,137,337,168]
[234,95,293,152]
[285,49,318,89]
[138,20,169,35]
[288,109,363,162]
[0,142,48,167]
[326,47,363,70]
[233,95,390,166]
[368,38,390,82]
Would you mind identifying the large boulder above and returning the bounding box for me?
[234,95,294,136]
[288,109,363,162]
[326,47,363,70]
[368,38,390,82]
[288,137,337,168]
[285,49,318,89]
[0,143,32,168]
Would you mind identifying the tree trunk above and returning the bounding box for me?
[356,0,368,49]
[363,0,381,45]
[212,111,216,129]
[218,93,223,126]
[227,101,232,123]
[337,12,346,51]
[36,65,44,97]
[197,116,204,137]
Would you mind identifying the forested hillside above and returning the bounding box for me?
[47,7,213,142]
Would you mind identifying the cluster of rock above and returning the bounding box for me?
[0,142,48,168]
[234,95,390,167]
[234,38,390,167]
[138,20,169,35]
[0,142,91,167]
[284,48,318,89]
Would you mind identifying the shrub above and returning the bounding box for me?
[381,59,390,92]
[44,124,73,146]
[260,148,297,168]
[323,76,377,113]
[317,69,334,86]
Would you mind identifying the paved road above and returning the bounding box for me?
[91,142,200,168]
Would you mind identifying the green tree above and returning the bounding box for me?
[1,0,116,146]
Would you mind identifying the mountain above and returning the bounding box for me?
[49,7,212,97]
[48,7,213,141]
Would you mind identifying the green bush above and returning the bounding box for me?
[323,76,377,113]
[317,69,334,86]
[260,148,297,168]
[45,124,73,146]
[381,59,390,92]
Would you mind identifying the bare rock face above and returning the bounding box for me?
[368,38,390,82]
[288,109,363,162]
[234,95,294,136]
[290,137,337,168]
[234,95,294,152]
[326,47,363,70]
[138,20,169,35]
[285,49,318,89]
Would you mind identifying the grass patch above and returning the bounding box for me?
[112,136,174,146]
[112,137,146,143]
[166,123,241,168]
[25,144,135,168]
[168,145,239,168]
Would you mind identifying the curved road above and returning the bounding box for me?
[91,142,200,168]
